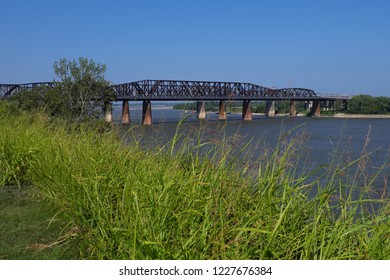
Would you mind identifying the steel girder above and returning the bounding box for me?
[0,84,19,98]
[113,80,318,100]
[277,88,317,98]
[0,82,56,98]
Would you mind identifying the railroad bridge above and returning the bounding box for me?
[1,80,350,125]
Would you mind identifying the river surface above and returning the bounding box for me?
[112,105,390,194]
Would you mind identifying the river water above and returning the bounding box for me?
[112,105,390,195]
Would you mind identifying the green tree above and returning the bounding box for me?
[10,86,48,112]
[253,102,265,113]
[347,95,373,114]
[347,95,390,114]
[374,96,390,114]
[10,85,70,118]
[53,57,115,120]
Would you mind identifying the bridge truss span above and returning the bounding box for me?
[0,82,56,98]
[1,80,353,102]
[277,88,317,98]
[112,80,318,101]
[1,79,353,125]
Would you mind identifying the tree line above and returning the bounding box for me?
[346,95,390,114]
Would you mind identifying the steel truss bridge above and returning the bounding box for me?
[112,80,320,101]
[0,82,56,98]
[0,80,350,101]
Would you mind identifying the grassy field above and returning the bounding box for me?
[1,103,389,259]
[0,185,81,259]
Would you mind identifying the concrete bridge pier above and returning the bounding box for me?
[121,100,130,124]
[242,100,252,121]
[265,101,276,117]
[289,100,297,117]
[218,100,227,120]
[311,100,321,117]
[142,100,152,125]
[104,102,113,123]
[197,101,206,120]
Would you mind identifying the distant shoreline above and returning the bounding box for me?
[332,113,390,119]
[115,105,174,110]
[116,106,390,118]
[150,106,174,110]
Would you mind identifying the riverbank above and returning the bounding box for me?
[114,105,174,110]
[1,104,390,260]
[173,109,390,119]
[215,112,390,118]
[333,113,390,118]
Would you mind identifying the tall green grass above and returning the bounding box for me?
[1,103,389,259]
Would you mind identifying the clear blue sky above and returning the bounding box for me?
[1,0,389,96]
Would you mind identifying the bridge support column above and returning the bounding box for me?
[311,100,321,117]
[289,100,297,117]
[242,100,252,121]
[142,100,152,125]
[104,102,113,123]
[197,101,206,120]
[342,100,348,110]
[121,101,130,124]
[265,101,276,117]
[218,100,227,120]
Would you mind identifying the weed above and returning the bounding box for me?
[0,103,389,259]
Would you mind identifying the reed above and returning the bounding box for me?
[1,103,389,259]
